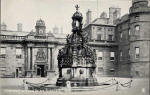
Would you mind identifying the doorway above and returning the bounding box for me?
[16,69,19,78]
[37,65,45,77]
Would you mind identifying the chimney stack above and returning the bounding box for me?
[86,9,92,25]
[17,23,22,31]
[60,27,63,34]
[53,26,59,34]
[1,22,7,31]
[109,7,121,25]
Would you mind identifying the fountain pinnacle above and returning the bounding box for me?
[56,5,98,87]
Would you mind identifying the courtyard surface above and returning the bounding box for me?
[0,77,149,95]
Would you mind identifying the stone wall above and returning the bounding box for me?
[116,0,150,77]
[0,43,25,77]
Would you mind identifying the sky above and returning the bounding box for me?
[1,0,133,34]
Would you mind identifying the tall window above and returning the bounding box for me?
[129,29,131,36]
[108,28,113,31]
[135,15,139,21]
[119,26,122,30]
[16,48,22,59]
[97,52,103,61]
[108,35,113,41]
[135,47,140,59]
[110,52,115,61]
[128,49,130,59]
[120,32,122,38]
[0,47,6,58]
[98,67,104,72]
[135,25,140,31]
[93,26,95,30]
[104,27,106,31]
[97,34,102,40]
[97,27,102,31]
[120,51,122,60]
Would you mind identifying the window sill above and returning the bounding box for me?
[0,55,6,58]
[97,60,103,62]
[110,60,115,61]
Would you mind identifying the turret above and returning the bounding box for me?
[35,19,46,35]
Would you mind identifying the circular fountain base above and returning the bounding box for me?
[56,77,98,87]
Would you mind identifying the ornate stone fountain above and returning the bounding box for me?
[23,5,133,92]
[56,5,98,87]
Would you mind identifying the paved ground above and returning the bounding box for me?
[0,77,149,95]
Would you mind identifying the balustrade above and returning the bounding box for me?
[0,35,25,40]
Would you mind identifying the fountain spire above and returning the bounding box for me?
[56,5,98,87]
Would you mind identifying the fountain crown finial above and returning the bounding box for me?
[75,5,79,11]
[72,5,83,32]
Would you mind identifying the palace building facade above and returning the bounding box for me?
[83,0,150,77]
[83,7,120,77]
[0,19,66,78]
[0,0,149,78]
[116,0,150,77]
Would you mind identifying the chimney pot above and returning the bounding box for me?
[17,23,22,31]
[1,22,7,30]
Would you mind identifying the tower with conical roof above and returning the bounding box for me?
[86,9,92,26]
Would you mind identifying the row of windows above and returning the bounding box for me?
[93,26,114,32]
[0,47,141,60]
[120,47,140,60]
[97,34,114,41]
[118,14,139,30]
[120,25,140,38]
[0,47,22,59]
[97,67,115,72]
[97,52,115,61]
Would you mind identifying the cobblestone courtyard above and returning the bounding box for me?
[0,77,149,95]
